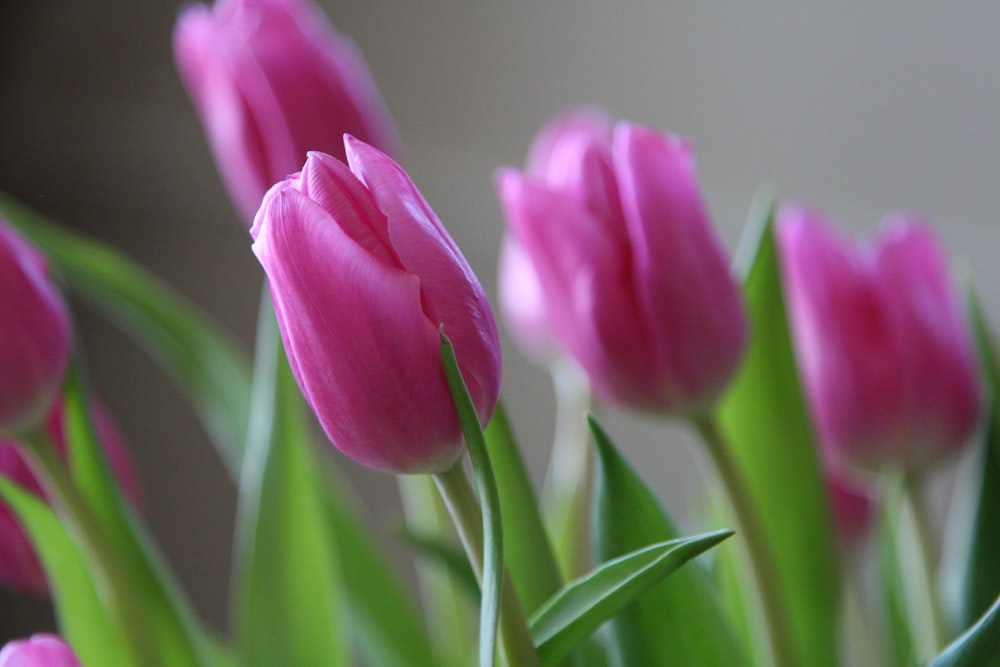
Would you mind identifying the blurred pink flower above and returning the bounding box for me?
[174,0,400,222]
[779,206,979,471]
[0,220,70,437]
[496,108,746,414]
[0,635,81,667]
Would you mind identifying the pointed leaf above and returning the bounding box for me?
[714,195,839,665]
[486,401,563,614]
[0,192,250,476]
[930,593,1000,667]
[441,333,504,667]
[589,416,748,667]
[0,478,131,667]
[233,298,347,667]
[529,531,732,666]
[959,295,1000,628]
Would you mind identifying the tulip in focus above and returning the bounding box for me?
[496,108,747,414]
[0,219,71,437]
[778,207,980,472]
[174,0,400,222]
[251,137,501,474]
[0,635,81,667]
[0,396,140,594]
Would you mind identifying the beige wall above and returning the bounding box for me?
[1,0,998,644]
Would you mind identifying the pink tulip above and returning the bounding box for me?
[0,635,81,667]
[0,220,70,437]
[251,138,501,473]
[174,0,400,223]
[778,206,979,471]
[0,396,140,594]
[496,108,747,414]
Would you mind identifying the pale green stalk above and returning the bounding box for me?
[434,463,540,667]
[694,416,797,667]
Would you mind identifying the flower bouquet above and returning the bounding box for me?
[0,1,998,666]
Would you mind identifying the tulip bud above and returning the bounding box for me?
[496,108,747,414]
[251,138,501,474]
[0,635,81,667]
[778,206,980,472]
[174,0,400,223]
[0,220,71,437]
[0,396,140,594]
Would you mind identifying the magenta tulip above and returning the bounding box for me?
[0,396,140,594]
[0,635,81,667]
[174,0,400,222]
[0,220,70,437]
[779,206,980,471]
[251,138,501,473]
[496,108,747,414]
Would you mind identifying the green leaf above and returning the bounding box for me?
[529,531,732,666]
[0,478,131,667]
[714,195,839,665]
[486,401,564,614]
[960,295,1000,628]
[0,192,251,477]
[588,415,748,667]
[324,475,438,667]
[232,296,347,667]
[57,370,217,667]
[879,477,919,667]
[930,593,1000,667]
[440,332,504,667]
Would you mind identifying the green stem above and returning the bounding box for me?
[902,471,948,651]
[22,429,154,667]
[693,416,797,667]
[542,359,593,581]
[434,463,540,667]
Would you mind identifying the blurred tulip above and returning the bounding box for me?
[251,138,501,473]
[496,108,747,414]
[0,396,140,595]
[778,206,979,471]
[174,0,400,222]
[0,220,70,437]
[0,635,81,667]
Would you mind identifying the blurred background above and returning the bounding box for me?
[1,0,999,644]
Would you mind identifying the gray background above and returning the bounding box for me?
[1,0,998,648]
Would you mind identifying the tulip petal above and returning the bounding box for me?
[345,138,501,424]
[496,170,657,405]
[253,189,463,473]
[613,123,747,410]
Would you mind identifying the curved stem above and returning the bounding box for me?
[902,471,948,650]
[542,358,593,580]
[434,463,540,667]
[22,429,154,667]
[693,416,797,667]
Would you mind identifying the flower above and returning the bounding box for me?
[174,0,400,223]
[0,220,70,437]
[0,635,81,667]
[778,206,980,471]
[251,138,501,474]
[496,108,747,414]
[0,396,140,594]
